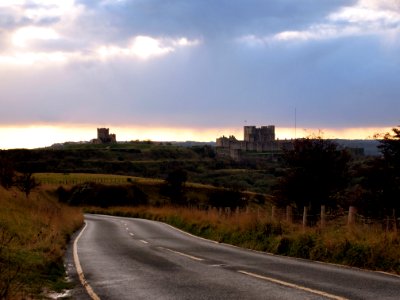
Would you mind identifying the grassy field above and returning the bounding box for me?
[34,172,142,185]
[85,205,400,275]
[0,185,83,299]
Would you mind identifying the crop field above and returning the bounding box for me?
[34,172,236,191]
[34,173,164,186]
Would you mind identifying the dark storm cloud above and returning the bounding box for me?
[74,0,355,42]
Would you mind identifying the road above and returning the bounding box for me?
[67,214,400,299]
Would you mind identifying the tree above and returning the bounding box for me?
[363,126,400,215]
[0,158,15,189]
[161,169,188,205]
[378,126,400,168]
[274,137,351,217]
[15,173,39,198]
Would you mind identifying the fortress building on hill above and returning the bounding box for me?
[92,128,116,144]
[216,125,290,160]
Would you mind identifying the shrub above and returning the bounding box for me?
[58,183,149,207]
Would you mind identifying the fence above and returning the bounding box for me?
[204,205,399,233]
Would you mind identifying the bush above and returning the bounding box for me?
[207,189,246,208]
[57,183,149,207]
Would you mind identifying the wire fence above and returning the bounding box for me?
[205,205,399,232]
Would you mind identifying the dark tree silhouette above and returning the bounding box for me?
[274,137,351,216]
[15,173,39,198]
[364,126,400,215]
[161,169,188,205]
[378,126,400,168]
[0,158,15,189]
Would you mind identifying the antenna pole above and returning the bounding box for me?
[295,107,297,139]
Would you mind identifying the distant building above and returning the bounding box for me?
[216,125,371,160]
[92,128,117,144]
[216,125,291,160]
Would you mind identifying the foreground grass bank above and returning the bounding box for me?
[0,186,83,299]
[86,206,400,275]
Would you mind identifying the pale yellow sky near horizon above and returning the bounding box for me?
[0,124,392,149]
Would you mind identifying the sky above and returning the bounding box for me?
[0,0,399,148]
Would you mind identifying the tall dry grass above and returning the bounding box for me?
[0,185,83,299]
[86,205,400,274]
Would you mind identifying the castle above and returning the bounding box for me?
[216,125,288,160]
[92,128,116,144]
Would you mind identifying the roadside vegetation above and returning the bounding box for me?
[0,184,83,299]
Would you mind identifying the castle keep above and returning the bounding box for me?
[92,128,116,144]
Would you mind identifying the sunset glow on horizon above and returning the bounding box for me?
[0,124,392,149]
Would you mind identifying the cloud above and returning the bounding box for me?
[0,1,200,65]
[12,26,60,47]
[238,0,400,45]
[0,0,399,136]
[96,36,200,60]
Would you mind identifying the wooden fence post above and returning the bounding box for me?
[286,206,293,224]
[271,205,276,221]
[386,216,390,233]
[320,205,326,228]
[302,206,307,229]
[348,206,356,226]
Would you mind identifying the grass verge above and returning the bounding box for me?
[0,186,83,299]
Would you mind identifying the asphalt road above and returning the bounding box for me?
[67,214,400,300]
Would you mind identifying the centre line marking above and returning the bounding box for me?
[161,247,204,261]
[140,240,149,244]
[237,271,348,300]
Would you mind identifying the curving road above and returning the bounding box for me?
[67,214,400,299]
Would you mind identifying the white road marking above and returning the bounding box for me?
[140,240,149,244]
[129,233,135,236]
[237,270,348,300]
[73,222,101,300]
[160,247,204,261]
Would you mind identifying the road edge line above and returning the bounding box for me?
[73,222,101,300]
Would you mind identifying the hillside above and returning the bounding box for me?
[0,141,281,194]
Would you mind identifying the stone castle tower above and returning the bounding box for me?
[97,128,116,143]
[244,126,275,143]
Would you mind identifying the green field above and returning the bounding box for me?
[34,172,164,186]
